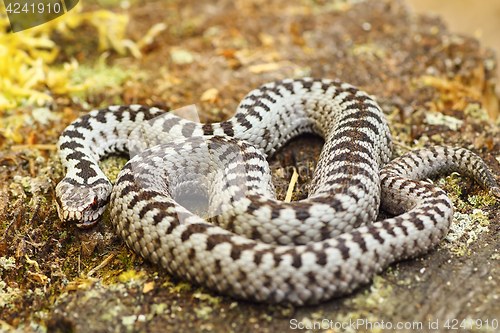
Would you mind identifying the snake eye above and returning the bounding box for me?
[90,198,98,209]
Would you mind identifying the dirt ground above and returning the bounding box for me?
[1,0,500,332]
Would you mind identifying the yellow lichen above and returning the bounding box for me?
[0,3,164,111]
[117,269,146,283]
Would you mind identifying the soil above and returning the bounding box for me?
[1,0,500,332]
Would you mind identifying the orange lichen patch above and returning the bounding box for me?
[418,74,499,119]
[418,75,482,110]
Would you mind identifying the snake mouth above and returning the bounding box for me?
[75,219,100,229]
[55,202,101,228]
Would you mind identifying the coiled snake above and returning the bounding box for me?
[56,78,500,305]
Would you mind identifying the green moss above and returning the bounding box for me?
[192,291,222,307]
[116,253,135,270]
[170,281,193,293]
[70,57,135,105]
[99,155,129,183]
[468,192,498,209]
[437,173,466,209]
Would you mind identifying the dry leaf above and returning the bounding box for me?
[143,282,155,294]
[248,63,281,74]
[200,88,219,103]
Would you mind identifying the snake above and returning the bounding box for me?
[55,78,500,305]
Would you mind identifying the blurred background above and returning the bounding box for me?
[408,0,500,81]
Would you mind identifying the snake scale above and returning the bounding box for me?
[56,78,500,305]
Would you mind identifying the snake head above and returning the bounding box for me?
[490,187,500,199]
[55,178,112,228]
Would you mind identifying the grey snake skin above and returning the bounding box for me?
[56,78,500,305]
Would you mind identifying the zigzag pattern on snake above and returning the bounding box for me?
[56,78,500,305]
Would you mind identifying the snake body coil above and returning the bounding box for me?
[56,78,500,305]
